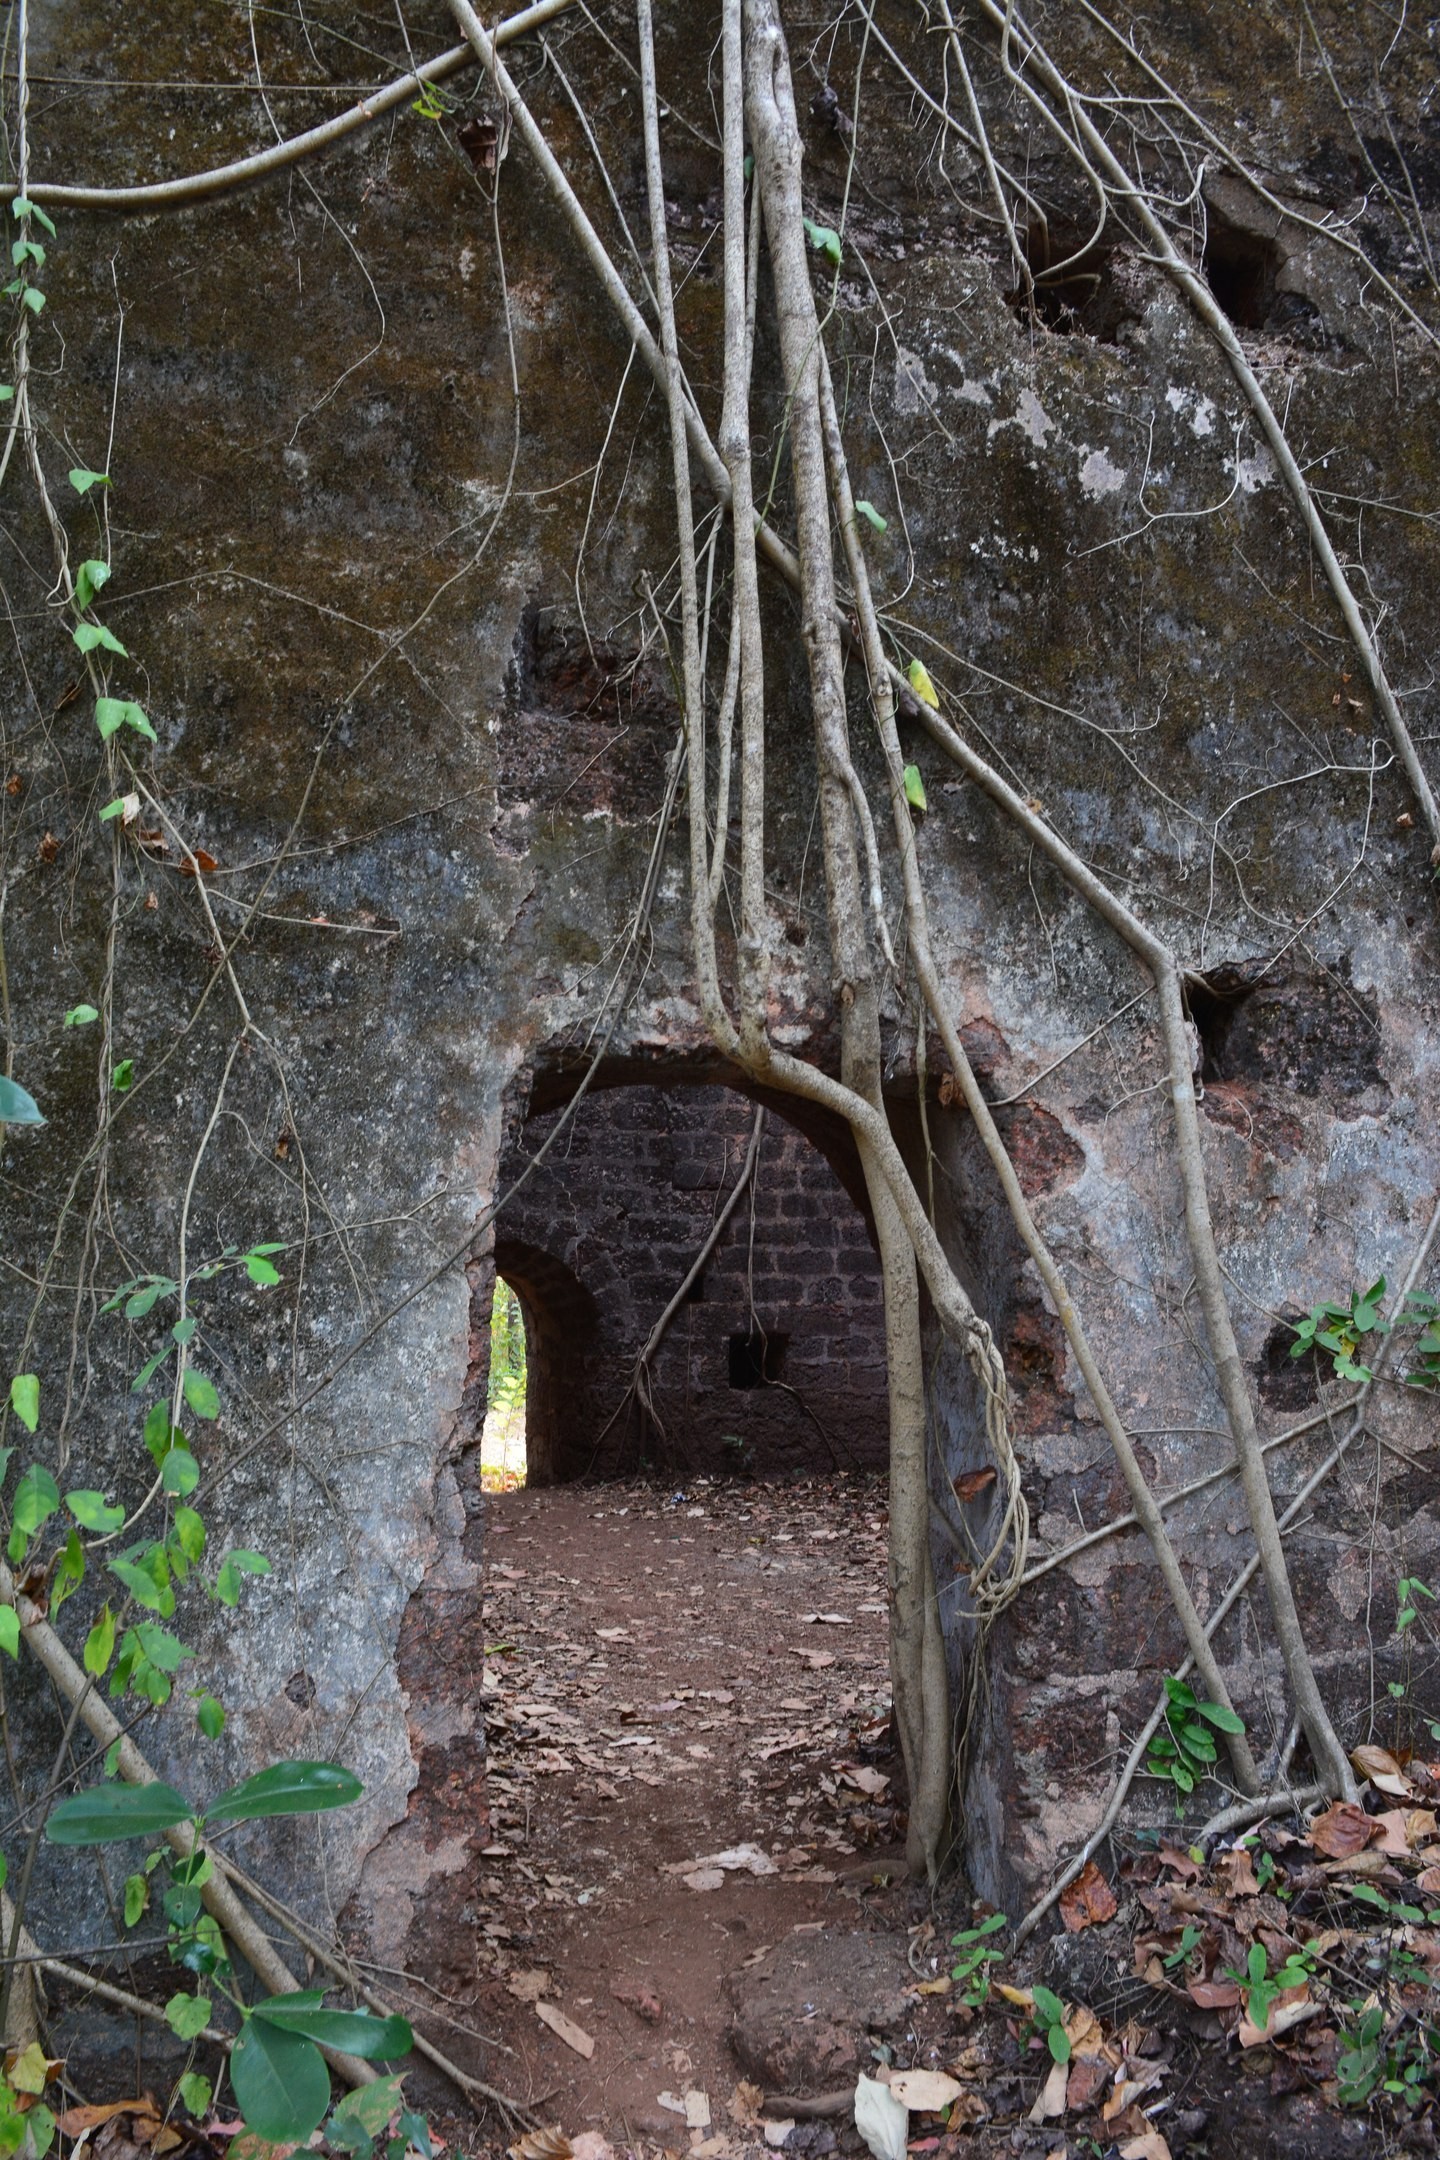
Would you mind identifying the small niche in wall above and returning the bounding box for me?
[728,1329,789,1389]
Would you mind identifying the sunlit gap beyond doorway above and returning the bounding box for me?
[480,1279,528,1490]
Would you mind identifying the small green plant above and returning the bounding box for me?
[1338,2004,1440,2110]
[1224,1941,1315,2031]
[950,1910,1007,2005]
[1145,1675,1246,1798]
[1289,1276,1388,1382]
[1162,1922,1204,1974]
[47,1763,413,2141]
[1029,1984,1071,2064]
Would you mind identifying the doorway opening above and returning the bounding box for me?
[478,1073,888,1485]
[479,1279,528,1491]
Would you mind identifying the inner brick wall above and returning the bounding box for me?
[490,1084,889,1481]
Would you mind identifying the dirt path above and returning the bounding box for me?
[470,1474,924,2140]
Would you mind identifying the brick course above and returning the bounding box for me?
[488,1084,889,1480]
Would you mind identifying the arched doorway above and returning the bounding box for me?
[480,1073,888,1485]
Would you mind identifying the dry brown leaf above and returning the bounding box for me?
[888,2071,962,2112]
[1158,1843,1202,1882]
[1351,1743,1414,1797]
[952,1469,996,1504]
[1308,1801,1379,1859]
[507,1968,551,2003]
[1065,2058,1109,2111]
[728,2084,765,2128]
[1418,1865,1440,1896]
[1059,1858,1118,1933]
[1213,1847,1260,1898]
[1064,2004,1105,2058]
[1119,2135,1172,2160]
[510,2128,572,2160]
[1187,1977,1241,2010]
[1370,1809,1416,1856]
[570,2137,615,2160]
[1027,2060,1068,2123]
[57,2103,151,2137]
[535,2002,595,2059]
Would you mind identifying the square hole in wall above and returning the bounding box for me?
[728,1330,789,1388]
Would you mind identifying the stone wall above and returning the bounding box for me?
[490,1082,888,1481]
[2,0,1438,1970]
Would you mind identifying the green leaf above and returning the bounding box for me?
[19,285,44,315]
[99,796,128,821]
[46,1778,193,1845]
[130,1622,191,1674]
[124,1871,148,1926]
[11,237,44,269]
[854,499,887,532]
[0,1075,44,1125]
[69,468,110,495]
[165,1992,212,2042]
[84,1603,116,1676]
[902,763,927,814]
[108,1556,173,1614]
[906,657,940,709]
[177,2074,212,2119]
[1031,1985,1065,2027]
[246,1255,282,1287]
[103,1737,122,1776]
[127,1280,174,1320]
[0,1606,18,1659]
[161,1448,198,1498]
[66,1489,125,1533]
[143,1403,182,1461]
[9,1375,39,1434]
[196,1692,225,1741]
[172,1316,197,1346]
[64,1003,99,1027]
[50,1528,85,1613]
[73,621,128,658]
[802,217,842,267]
[230,2017,332,2144]
[94,697,156,744]
[1195,1700,1246,1733]
[12,198,57,236]
[172,1508,205,1565]
[251,1998,412,2060]
[74,560,110,613]
[1046,2023,1071,2065]
[182,1371,220,1422]
[111,1059,134,1092]
[207,1759,360,1827]
[331,2076,407,2143]
[214,1548,270,1607]
[13,1464,59,1537]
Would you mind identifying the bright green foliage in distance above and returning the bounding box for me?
[487,1281,527,1414]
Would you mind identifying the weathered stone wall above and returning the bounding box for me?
[2,0,1438,1972]
[491,1081,888,1481]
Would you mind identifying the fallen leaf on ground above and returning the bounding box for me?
[1187,1978,1241,2010]
[888,2071,962,2112]
[762,2125,794,2149]
[1158,1843,1202,1882]
[57,2103,153,2136]
[1119,2135,1172,2160]
[684,2093,711,2129]
[1213,1847,1260,1898]
[1308,1801,1379,1859]
[1060,1858,1118,1932]
[1065,2058,1108,2110]
[1028,2060,1068,2123]
[570,2137,614,2160]
[535,2003,594,2059]
[507,1968,551,2002]
[728,2084,764,2128]
[684,1868,726,1892]
[853,2074,908,2160]
[1351,1743,1413,1797]
[510,2130,572,2160]
[669,1843,777,1878]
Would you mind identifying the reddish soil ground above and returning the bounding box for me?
[469,1473,921,2139]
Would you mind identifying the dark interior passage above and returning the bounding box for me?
[484,1083,889,1483]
